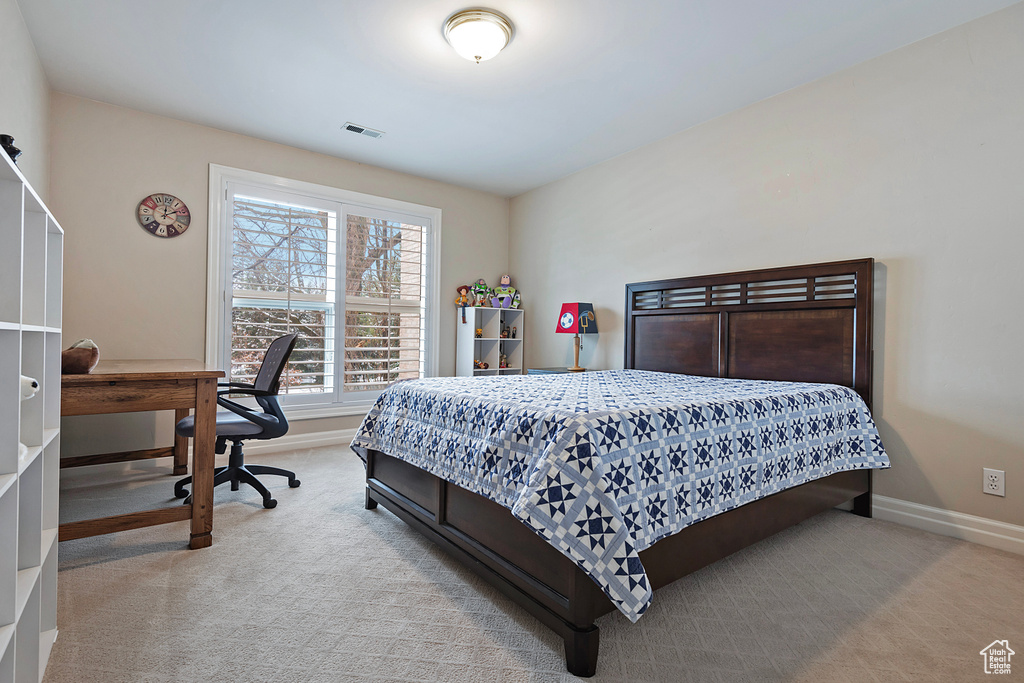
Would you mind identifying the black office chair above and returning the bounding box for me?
[174,332,300,509]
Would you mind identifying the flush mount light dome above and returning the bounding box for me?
[444,8,514,63]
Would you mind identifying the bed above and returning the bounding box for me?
[351,258,888,676]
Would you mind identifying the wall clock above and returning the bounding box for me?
[137,193,191,238]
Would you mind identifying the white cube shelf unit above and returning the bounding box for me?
[456,307,524,376]
[0,151,62,683]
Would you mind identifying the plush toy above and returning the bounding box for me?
[61,339,100,374]
[18,375,39,459]
[20,374,39,400]
[491,274,517,309]
[470,278,489,307]
[510,291,521,309]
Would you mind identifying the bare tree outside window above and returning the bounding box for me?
[229,194,426,399]
[344,215,425,392]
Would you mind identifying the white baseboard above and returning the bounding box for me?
[242,428,358,455]
[873,495,1024,556]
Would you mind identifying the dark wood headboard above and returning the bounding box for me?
[624,259,874,407]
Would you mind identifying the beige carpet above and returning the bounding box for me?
[47,446,1023,682]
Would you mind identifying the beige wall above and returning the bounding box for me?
[0,0,49,195]
[510,4,1024,526]
[50,93,509,454]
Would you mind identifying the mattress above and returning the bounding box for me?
[351,370,890,621]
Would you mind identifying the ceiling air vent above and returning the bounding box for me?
[343,122,384,139]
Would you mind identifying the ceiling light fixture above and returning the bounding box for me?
[443,8,514,63]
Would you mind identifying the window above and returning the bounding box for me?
[207,166,440,414]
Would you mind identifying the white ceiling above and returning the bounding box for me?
[19,0,1017,196]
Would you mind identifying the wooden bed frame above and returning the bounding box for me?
[355,258,876,677]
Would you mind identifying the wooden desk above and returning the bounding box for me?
[59,359,224,549]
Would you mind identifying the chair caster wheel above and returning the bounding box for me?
[289,479,301,488]
[263,498,278,509]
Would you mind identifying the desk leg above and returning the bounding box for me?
[173,408,190,475]
[189,378,216,549]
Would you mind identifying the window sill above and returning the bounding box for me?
[282,403,375,421]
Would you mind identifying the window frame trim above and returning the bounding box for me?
[206,164,442,410]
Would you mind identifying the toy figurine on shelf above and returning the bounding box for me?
[499,354,508,369]
[474,359,489,370]
[491,274,517,309]
[511,326,517,339]
[500,326,509,338]
[471,279,490,307]
[455,284,471,323]
[475,328,483,338]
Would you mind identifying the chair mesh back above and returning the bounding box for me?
[253,333,299,394]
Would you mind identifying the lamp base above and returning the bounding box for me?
[567,333,585,372]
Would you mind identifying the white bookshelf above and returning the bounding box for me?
[0,150,62,683]
[456,307,524,376]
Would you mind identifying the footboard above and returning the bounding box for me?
[358,445,871,677]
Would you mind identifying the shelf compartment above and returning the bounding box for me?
[45,228,63,329]
[0,180,22,326]
[19,331,44,450]
[0,329,18,475]
[43,333,61,432]
[499,338,523,372]
[17,456,43,571]
[17,446,40,479]
[40,532,57,633]
[14,568,38,623]
[41,437,59,531]
[21,202,46,328]
[0,485,16,625]
[0,625,13,683]
[40,629,58,680]
[14,575,40,683]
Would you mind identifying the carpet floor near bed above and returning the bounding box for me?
[48,446,1022,683]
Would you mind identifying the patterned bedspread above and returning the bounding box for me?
[351,370,889,622]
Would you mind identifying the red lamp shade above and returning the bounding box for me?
[555,303,597,334]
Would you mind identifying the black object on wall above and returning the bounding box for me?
[1,135,22,164]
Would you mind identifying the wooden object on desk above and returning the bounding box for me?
[59,359,224,549]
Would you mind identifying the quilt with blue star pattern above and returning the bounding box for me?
[351,370,889,622]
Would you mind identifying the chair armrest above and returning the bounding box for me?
[217,386,273,398]
[217,396,280,431]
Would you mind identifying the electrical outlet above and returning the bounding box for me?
[983,468,1005,497]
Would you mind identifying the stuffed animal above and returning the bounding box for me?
[491,274,517,309]
[510,291,522,309]
[18,375,39,459]
[62,339,100,374]
[20,374,39,399]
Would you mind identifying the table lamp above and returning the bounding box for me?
[556,303,598,372]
